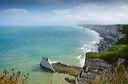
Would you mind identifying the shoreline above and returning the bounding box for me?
[77,27,102,67]
[75,25,124,84]
[80,25,121,52]
[39,26,110,83]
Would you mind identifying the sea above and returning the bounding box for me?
[0,26,101,84]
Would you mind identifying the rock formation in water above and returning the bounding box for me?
[40,57,55,72]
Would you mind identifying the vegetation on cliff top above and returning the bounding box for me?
[86,25,128,64]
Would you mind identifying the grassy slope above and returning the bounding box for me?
[86,25,128,64]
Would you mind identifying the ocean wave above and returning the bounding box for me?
[51,61,60,64]
[77,43,98,67]
[79,40,100,53]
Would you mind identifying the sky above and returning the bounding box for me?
[0,0,128,25]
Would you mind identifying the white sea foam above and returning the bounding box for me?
[76,55,86,67]
[51,61,60,63]
[79,41,99,53]
[77,43,98,67]
[76,27,102,67]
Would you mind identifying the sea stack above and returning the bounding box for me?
[40,57,55,72]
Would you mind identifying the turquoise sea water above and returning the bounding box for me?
[0,26,100,84]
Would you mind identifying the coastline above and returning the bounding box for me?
[0,26,103,84]
[38,25,128,84]
[39,26,103,83]
[77,27,102,67]
[39,25,123,84]
[0,25,126,84]
[39,26,115,83]
[75,25,125,84]
[80,25,121,52]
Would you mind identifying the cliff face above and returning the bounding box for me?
[76,58,111,84]
[81,25,122,42]
[80,25,122,52]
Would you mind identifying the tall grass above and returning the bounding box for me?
[0,69,29,84]
[93,63,128,84]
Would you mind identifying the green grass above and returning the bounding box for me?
[87,45,128,64]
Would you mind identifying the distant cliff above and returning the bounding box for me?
[80,24,123,52]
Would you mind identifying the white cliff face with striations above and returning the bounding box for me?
[40,57,55,72]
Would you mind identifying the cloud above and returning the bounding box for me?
[53,9,70,15]
[52,4,128,24]
[3,8,29,16]
[1,3,128,25]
